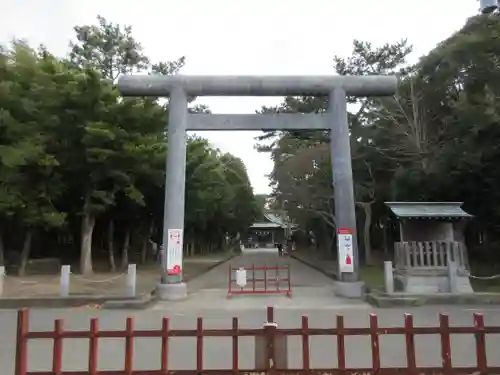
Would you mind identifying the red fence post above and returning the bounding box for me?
[474,313,487,372]
[88,318,99,375]
[255,306,287,371]
[439,314,452,374]
[232,317,239,372]
[336,315,346,372]
[301,316,310,370]
[15,309,29,375]
[52,319,64,375]
[369,314,380,373]
[124,317,134,375]
[160,317,170,373]
[196,317,204,373]
[404,313,417,375]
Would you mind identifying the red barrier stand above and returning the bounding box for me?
[227,264,292,297]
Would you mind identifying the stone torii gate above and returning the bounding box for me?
[118,75,397,300]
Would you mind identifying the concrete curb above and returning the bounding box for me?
[103,293,157,310]
[0,252,238,310]
[366,291,500,307]
[0,294,145,309]
[290,253,338,280]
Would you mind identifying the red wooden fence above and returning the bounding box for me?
[15,306,500,375]
[227,264,292,297]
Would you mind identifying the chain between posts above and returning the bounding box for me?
[71,272,127,283]
[462,270,500,280]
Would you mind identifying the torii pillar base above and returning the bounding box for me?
[156,282,188,301]
[335,281,366,298]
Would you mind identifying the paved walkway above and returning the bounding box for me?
[153,248,370,312]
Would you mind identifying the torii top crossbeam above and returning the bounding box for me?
[117,74,398,97]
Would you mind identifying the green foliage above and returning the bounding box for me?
[0,16,258,272]
[69,15,150,81]
[257,39,413,260]
[260,16,500,261]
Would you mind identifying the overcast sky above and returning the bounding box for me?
[1,0,478,194]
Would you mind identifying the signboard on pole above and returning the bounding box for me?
[338,228,354,273]
[167,229,183,275]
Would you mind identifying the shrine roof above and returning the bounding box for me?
[385,202,473,219]
[249,211,298,229]
[263,212,285,226]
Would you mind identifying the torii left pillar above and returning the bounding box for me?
[157,87,189,300]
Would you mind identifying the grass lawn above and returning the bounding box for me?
[360,265,385,290]
[468,262,500,292]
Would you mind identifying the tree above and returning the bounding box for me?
[70,15,150,81]
[382,14,500,249]
[67,16,184,273]
[184,139,259,254]
[0,16,259,276]
[0,42,66,274]
[258,39,413,262]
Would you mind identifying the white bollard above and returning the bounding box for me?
[384,261,394,294]
[126,264,136,297]
[60,265,70,297]
[0,265,5,296]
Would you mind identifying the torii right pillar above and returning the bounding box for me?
[329,88,364,297]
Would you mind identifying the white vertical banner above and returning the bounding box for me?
[167,228,183,275]
[338,228,354,273]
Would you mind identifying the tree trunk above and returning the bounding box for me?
[360,202,373,265]
[382,220,389,256]
[189,242,195,256]
[80,212,95,275]
[324,233,333,255]
[0,230,5,266]
[18,229,33,276]
[108,219,116,272]
[140,236,148,264]
[140,220,154,264]
[121,229,131,270]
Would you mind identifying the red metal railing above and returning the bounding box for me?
[227,264,292,297]
[15,306,500,374]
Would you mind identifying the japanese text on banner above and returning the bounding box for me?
[167,229,183,275]
[338,228,354,273]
